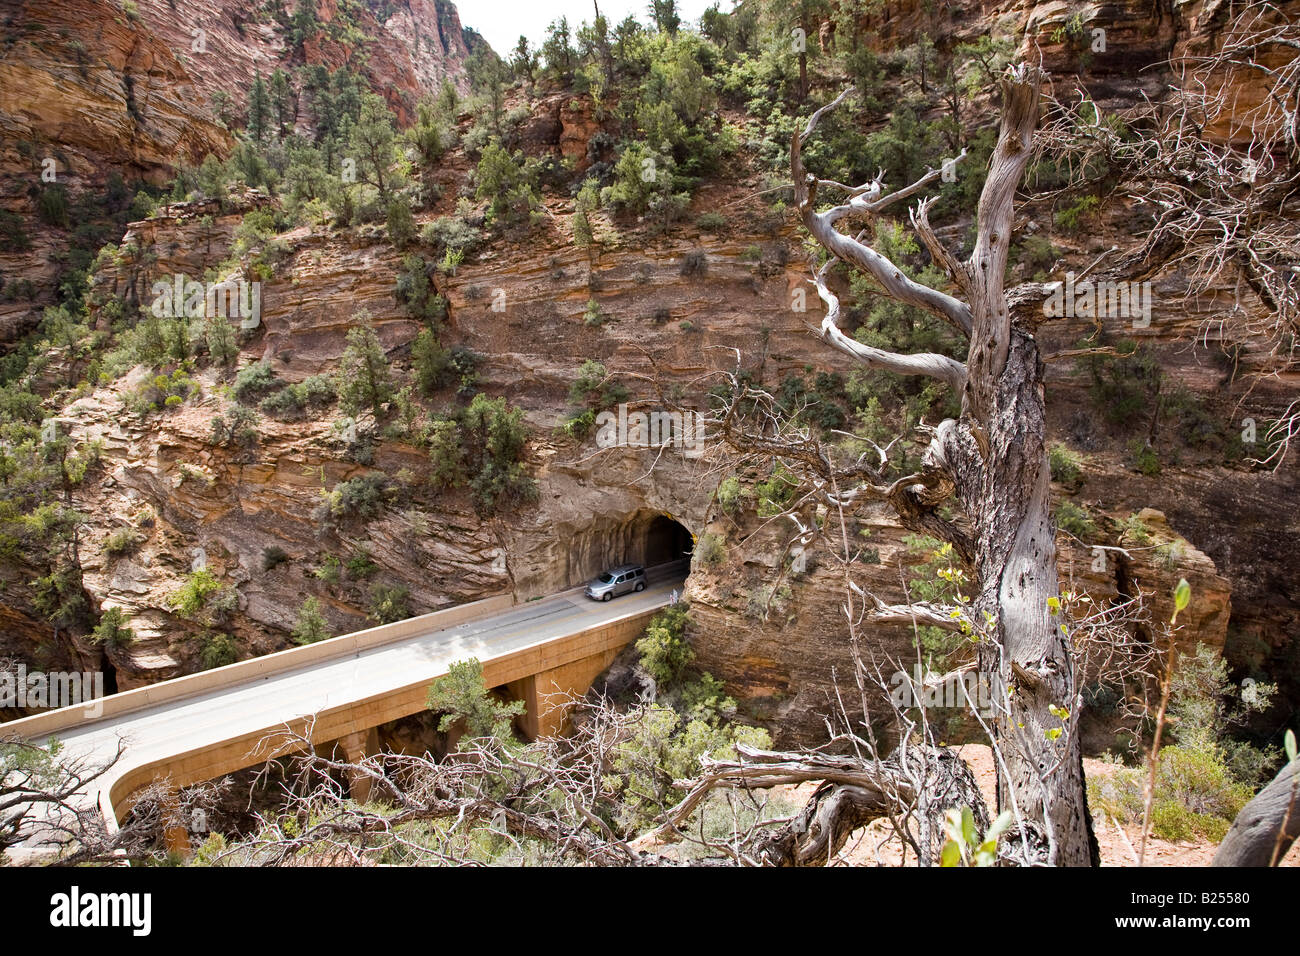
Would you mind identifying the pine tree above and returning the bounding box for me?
[247,71,271,142]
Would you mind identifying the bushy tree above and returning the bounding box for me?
[474,142,539,226]
[336,313,395,418]
[345,92,400,204]
[427,657,525,744]
[204,316,239,368]
[541,17,576,85]
[412,329,452,395]
[460,393,535,513]
[291,596,331,645]
[511,36,539,85]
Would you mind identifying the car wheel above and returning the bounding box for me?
[634,582,645,592]
[602,592,612,602]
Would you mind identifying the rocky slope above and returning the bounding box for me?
[0,0,481,345]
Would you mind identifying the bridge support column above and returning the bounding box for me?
[507,648,623,741]
[162,791,190,858]
[339,727,380,804]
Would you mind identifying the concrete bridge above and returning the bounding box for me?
[4,563,687,849]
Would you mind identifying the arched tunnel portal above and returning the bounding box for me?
[564,509,694,589]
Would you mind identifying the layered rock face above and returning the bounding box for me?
[0,0,480,346]
[0,0,232,185]
[22,162,1271,744]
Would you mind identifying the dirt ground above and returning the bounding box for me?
[790,745,1299,867]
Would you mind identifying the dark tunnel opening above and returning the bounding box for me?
[644,514,693,566]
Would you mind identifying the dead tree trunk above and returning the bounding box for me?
[791,66,1098,865]
[1213,758,1300,867]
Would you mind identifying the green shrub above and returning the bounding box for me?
[168,569,224,618]
[607,705,770,833]
[103,527,142,557]
[636,605,694,686]
[716,476,743,516]
[336,317,395,418]
[694,532,725,568]
[209,404,259,448]
[1048,442,1084,488]
[426,657,524,744]
[573,182,599,249]
[474,141,540,226]
[368,584,411,624]
[557,408,596,441]
[1082,341,1161,428]
[259,375,335,418]
[129,368,197,415]
[459,393,536,514]
[1089,643,1278,843]
[232,361,281,402]
[199,632,239,669]
[421,216,482,258]
[395,255,448,327]
[386,196,415,248]
[1119,512,1153,547]
[754,463,798,518]
[1055,500,1098,540]
[411,329,453,396]
[90,607,134,647]
[1054,194,1100,233]
[346,551,378,579]
[0,209,31,252]
[1128,439,1161,475]
[567,360,626,408]
[314,554,342,585]
[291,596,330,645]
[204,316,239,367]
[37,185,70,228]
[1148,800,1197,842]
[696,212,726,233]
[31,565,89,629]
[319,473,391,523]
[560,360,627,438]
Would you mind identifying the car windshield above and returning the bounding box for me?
[596,572,614,583]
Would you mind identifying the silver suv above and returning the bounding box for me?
[585,564,646,601]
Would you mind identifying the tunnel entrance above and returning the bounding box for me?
[568,510,694,587]
[644,514,693,566]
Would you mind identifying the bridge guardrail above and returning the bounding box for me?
[3,590,517,742]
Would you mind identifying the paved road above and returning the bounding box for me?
[7,573,685,854]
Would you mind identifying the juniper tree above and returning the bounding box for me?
[779,67,1098,865]
[336,313,395,420]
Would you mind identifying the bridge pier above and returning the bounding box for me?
[338,727,380,804]
[507,648,624,741]
[162,790,190,858]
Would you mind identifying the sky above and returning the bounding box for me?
[458,0,719,58]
